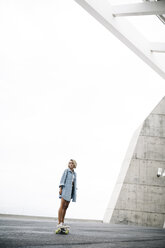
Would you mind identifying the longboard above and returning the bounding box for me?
[55,226,70,235]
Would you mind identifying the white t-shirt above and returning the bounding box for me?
[72,173,75,183]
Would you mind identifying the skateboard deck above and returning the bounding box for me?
[55,226,70,235]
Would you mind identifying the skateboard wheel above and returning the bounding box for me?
[55,228,61,234]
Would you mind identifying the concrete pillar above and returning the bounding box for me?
[104,97,165,228]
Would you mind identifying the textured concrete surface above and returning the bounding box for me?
[104,97,165,228]
[0,215,165,248]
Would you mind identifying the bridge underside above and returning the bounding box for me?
[74,0,165,79]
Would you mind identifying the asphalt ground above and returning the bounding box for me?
[0,215,165,248]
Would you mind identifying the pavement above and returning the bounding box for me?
[0,215,165,248]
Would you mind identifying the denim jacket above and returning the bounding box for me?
[59,168,77,202]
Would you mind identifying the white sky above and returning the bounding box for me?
[0,0,165,220]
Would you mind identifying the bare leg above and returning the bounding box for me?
[61,200,70,223]
[58,199,64,224]
[58,198,70,224]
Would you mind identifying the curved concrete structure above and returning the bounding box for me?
[104,97,165,228]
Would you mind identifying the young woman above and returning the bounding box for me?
[57,159,77,228]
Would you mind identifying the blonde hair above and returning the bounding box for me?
[69,159,77,168]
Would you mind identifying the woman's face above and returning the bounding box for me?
[68,160,75,170]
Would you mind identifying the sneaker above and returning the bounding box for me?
[56,222,64,228]
[63,223,70,228]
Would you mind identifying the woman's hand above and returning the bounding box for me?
[59,187,62,195]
